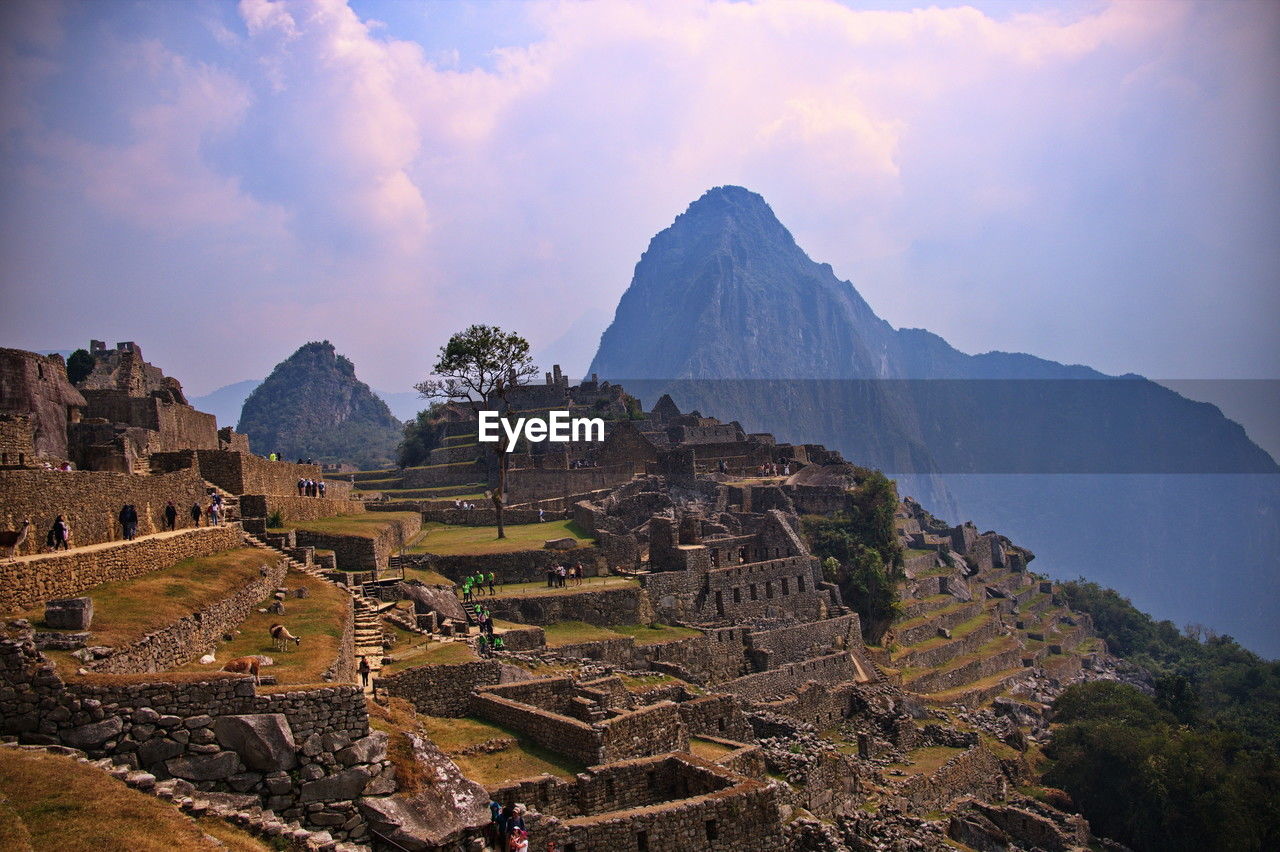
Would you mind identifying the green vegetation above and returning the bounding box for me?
[174,570,347,686]
[66,348,95,385]
[612,623,703,645]
[1060,579,1280,748]
[288,511,420,541]
[406,519,593,555]
[0,748,271,852]
[380,635,478,674]
[476,576,637,599]
[801,468,902,642]
[541,621,624,646]
[238,340,403,469]
[417,715,582,786]
[398,403,450,467]
[1045,681,1280,852]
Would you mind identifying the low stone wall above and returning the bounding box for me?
[150,450,354,500]
[0,467,210,556]
[485,585,653,627]
[747,614,861,668]
[238,494,365,523]
[398,547,605,585]
[896,616,1002,670]
[897,601,985,647]
[702,736,765,779]
[419,508,561,526]
[676,694,754,743]
[90,556,287,674]
[757,680,863,729]
[895,745,1008,812]
[399,460,486,489]
[376,660,503,717]
[549,636,637,666]
[905,643,1027,695]
[323,593,357,685]
[294,514,420,572]
[597,701,687,762]
[0,525,243,612]
[0,637,384,840]
[642,627,751,685]
[718,652,860,702]
[471,688,602,766]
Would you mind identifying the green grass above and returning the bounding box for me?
[482,576,637,599]
[612,623,703,645]
[541,621,625,647]
[418,715,582,786]
[172,570,348,686]
[888,745,966,776]
[16,548,272,647]
[287,511,421,540]
[380,636,478,674]
[405,519,594,555]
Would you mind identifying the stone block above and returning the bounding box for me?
[212,713,298,772]
[335,731,388,767]
[61,715,124,748]
[166,751,241,781]
[299,767,372,803]
[45,598,94,630]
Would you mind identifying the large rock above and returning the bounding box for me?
[137,737,185,766]
[336,731,388,767]
[45,598,93,630]
[299,766,372,802]
[211,713,298,772]
[61,715,123,748]
[166,751,241,781]
[357,733,488,849]
[544,537,578,550]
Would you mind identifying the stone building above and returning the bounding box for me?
[0,348,86,464]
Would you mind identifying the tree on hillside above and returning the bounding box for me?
[66,348,95,385]
[414,325,538,538]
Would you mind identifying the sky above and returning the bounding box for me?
[1,0,1277,415]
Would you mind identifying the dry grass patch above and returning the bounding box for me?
[418,715,582,787]
[542,621,625,647]
[689,738,736,759]
[406,520,593,556]
[289,511,420,540]
[172,570,348,686]
[14,548,275,646]
[0,748,270,852]
[487,576,637,600]
[889,745,967,777]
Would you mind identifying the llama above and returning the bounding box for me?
[270,623,301,652]
[222,656,261,684]
[0,520,31,558]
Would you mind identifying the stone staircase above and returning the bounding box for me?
[242,531,386,694]
[204,483,241,524]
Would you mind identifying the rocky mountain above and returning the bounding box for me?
[589,186,1280,655]
[237,341,403,469]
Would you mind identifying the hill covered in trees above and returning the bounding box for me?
[237,341,403,469]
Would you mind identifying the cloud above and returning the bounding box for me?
[0,0,1274,395]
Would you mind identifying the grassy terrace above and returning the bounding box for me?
[689,737,737,759]
[13,548,271,648]
[892,610,993,662]
[894,599,979,634]
[173,569,348,687]
[888,744,967,776]
[0,748,270,852]
[613,623,703,645]
[418,715,582,786]
[281,511,421,540]
[405,519,594,556]
[462,576,637,599]
[901,634,1020,687]
[542,621,625,646]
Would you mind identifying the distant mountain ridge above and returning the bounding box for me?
[237,341,404,468]
[588,186,1280,655]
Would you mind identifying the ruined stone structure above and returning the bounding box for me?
[0,348,85,464]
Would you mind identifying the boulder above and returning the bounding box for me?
[211,713,298,772]
[299,766,371,802]
[45,597,93,630]
[137,737,186,766]
[358,733,488,849]
[61,715,123,748]
[336,731,388,767]
[543,537,578,550]
[165,751,241,781]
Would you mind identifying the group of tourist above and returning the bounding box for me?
[759,461,791,477]
[569,458,599,468]
[296,478,327,497]
[545,562,584,588]
[476,633,505,656]
[45,515,71,550]
[460,571,498,601]
[452,499,479,510]
[488,800,528,850]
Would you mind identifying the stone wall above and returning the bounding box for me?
[717,652,860,702]
[642,628,751,685]
[0,347,86,461]
[417,507,558,526]
[0,638,385,840]
[0,525,243,611]
[484,585,653,627]
[597,701,687,763]
[238,494,366,523]
[0,467,212,556]
[471,685,602,766]
[0,414,35,466]
[644,554,833,625]
[895,745,1008,813]
[150,450,352,499]
[89,556,287,674]
[549,636,637,666]
[504,464,635,504]
[399,460,486,489]
[398,547,606,586]
[376,660,502,717]
[675,694,754,743]
[904,643,1027,695]
[294,513,420,572]
[747,614,861,668]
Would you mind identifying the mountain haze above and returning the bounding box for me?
[589,186,1280,655]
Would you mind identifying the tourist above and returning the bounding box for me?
[164,500,177,530]
[477,634,490,656]
[508,827,528,852]
[190,502,202,527]
[297,478,305,496]
[474,572,486,595]
[538,508,544,523]
[556,564,567,588]
[59,461,73,472]
[208,503,221,526]
[492,635,505,652]
[318,481,326,497]
[462,579,472,603]
[488,799,503,844]
[358,656,371,689]
[48,515,70,551]
[507,805,526,848]
[573,562,583,586]
[546,565,555,588]
[487,571,496,596]
[119,503,138,540]
[500,803,517,845]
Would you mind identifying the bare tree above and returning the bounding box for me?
[415,325,538,538]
